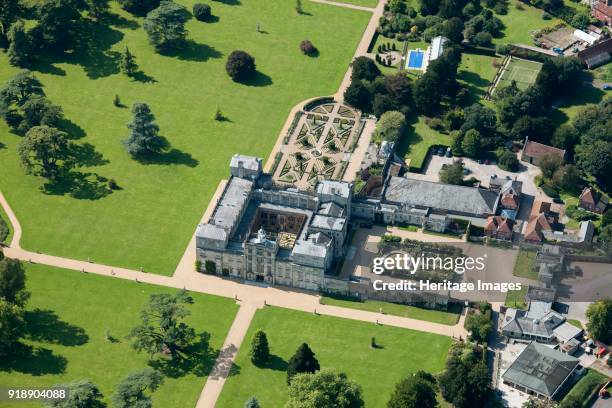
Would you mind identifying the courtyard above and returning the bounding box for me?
[273,101,369,189]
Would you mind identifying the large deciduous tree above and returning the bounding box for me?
[33,0,82,49]
[0,298,26,357]
[0,0,20,38]
[286,369,364,408]
[18,126,72,180]
[586,299,612,344]
[374,111,406,143]
[387,371,438,408]
[118,0,160,16]
[7,21,29,67]
[128,290,196,359]
[350,56,381,82]
[439,344,491,408]
[0,258,29,307]
[123,103,166,156]
[111,368,164,408]
[144,0,189,51]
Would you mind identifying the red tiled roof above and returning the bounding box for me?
[523,141,565,160]
[530,200,552,219]
[524,213,551,242]
[485,216,514,233]
[501,192,519,209]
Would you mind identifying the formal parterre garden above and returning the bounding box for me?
[0,263,238,408]
[216,306,453,408]
[274,102,361,188]
[0,0,371,275]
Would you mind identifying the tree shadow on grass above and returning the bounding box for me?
[0,343,68,375]
[264,354,288,371]
[37,19,123,80]
[149,332,217,378]
[57,117,87,140]
[239,71,273,87]
[71,143,110,167]
[203,14,220,23]
[42,171,113,200]
[0,141,5,150]
[214,0,241,5]
[24,309,89,346]
[27,60,67,77]
[132,70,157,83]
[159,40,222,62]
[100,11,140,30]
[135,148,199,167]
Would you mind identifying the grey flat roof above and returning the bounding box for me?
[553,322,582,341]
[311,215,346,231]
[196,223,228,242]
[210,177,253,231]
[317,180,351,199]
[384,177,498,216]
[292,240,328,258]
[502,342,579,397]
[230,154,261,171]
[318,202,344,217]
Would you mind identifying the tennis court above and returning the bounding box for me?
[495,57,542,92]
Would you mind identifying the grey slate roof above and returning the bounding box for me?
[502,342,579,397]
[384,177,499,216]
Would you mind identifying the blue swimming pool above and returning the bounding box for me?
[407,50,424,69]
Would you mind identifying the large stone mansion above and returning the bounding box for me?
[196,153,510,295]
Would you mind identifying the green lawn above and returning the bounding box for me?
[320,296,462,325]
[512,250,538,280]
[329,0,379,8]
[562,369,608,407]
[0,264,238,408]
[593,63,612,83]
[567,319,583,329]
[458,52,500,104]
[397,116,451,170]
[217,307,454,408]
[505,285,528,310]
[0,0,371,275]
[494,1,563,45]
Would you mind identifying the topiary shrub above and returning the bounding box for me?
[299,40,317,56]
[204,260,216,274]
[193,3,211,21]
[226,50,256,81]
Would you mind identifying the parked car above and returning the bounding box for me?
[553,197,564,204]
[603,83,612,90]
[445,148,452,157]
